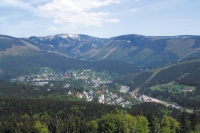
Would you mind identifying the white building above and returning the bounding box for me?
[120,85,130,93]
[98,94,105,104]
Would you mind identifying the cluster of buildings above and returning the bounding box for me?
[75,90,94,102]
[74,88,134,107]
[72,70,113,87]
[11,68,64,86]
[11,68,113,88]
[10,67,136,107]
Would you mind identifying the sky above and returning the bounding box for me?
[0,0,200,38]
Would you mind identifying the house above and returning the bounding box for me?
[76,93,83,98]
[63,76,69,79]
[120,85,130,93]
[96,90,102,94]
[88,90,93,96]
[87,96,93,102]
[102,90,106,93]
[105,98,111,103]
[130,93,137,99]
[98,94,105,104]
[83,92,89,99]
[183,88,193,92]
[64,84,70,88]
[68,91,72,95]
[19,76,26,82]
[36,82,49,86]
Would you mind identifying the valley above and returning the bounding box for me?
[1,33,200,110]
[0,33,200,132]
[5,65,200,112]
[2,0,200,131]
[9,67,136,107]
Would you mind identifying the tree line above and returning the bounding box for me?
[0,98,199,133]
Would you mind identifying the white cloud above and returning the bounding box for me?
[0,0,121,35]
[38,0,120,26]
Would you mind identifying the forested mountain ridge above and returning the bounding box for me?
[91,35,200,68]
[1,34,200,69]
[128,59,200,88]
[24,34,200,68]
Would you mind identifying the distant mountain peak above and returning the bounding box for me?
[56,33,80,40]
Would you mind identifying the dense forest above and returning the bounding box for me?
[0,98,199,133]
[0,80,200,132]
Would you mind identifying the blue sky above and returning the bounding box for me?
[0,0,200,38]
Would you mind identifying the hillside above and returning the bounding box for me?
[144,59,200,87]
[2,33,200,69]
[0,35,139,79]
[118,59,200,90]
[92,35,200,68]
[116,59,200,109]
[24,34,200,68]
[1,33,200,80]
[0,35,40,57]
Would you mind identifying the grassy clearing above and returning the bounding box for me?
[150,83,195,93]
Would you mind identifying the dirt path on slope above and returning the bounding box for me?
[99,48,116,60]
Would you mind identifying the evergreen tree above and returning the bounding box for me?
[160,116,180,133]
[190,109,200,132]
[181,109,191,133]
[135,115,149,133]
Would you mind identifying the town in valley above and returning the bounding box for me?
[11,67,195,111]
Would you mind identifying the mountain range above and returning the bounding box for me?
[24,33,200,68]
[1,33,200,78]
